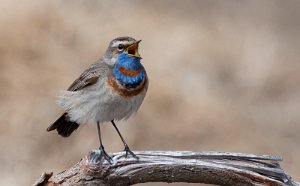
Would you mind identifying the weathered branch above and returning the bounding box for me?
[35,150,299,186]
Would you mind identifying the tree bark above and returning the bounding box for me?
[34,150,299,186]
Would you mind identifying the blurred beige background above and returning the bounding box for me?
[0,0,299,185]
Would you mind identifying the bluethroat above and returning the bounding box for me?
[47,37,148,162]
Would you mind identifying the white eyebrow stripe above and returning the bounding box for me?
[111,40,133,47]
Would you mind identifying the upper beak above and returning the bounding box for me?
[125,40,142,58]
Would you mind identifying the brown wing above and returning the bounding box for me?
[67,60,111,91]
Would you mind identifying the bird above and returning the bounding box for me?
[46,36,148,162]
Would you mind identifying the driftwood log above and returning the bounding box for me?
[34,150,299,186]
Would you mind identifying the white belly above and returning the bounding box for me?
[57,78,147,124]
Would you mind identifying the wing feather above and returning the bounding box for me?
[67,60,111,91]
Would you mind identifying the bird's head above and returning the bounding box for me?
[103,37,141,66]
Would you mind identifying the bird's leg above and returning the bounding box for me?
[111,120,139,160]
[97,121,112,163]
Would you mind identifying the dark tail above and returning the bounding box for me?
[47,113,79,137]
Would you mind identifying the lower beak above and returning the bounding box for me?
[125,40,142,58]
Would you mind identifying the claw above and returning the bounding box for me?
[99,145,112,163]
[123,145,139,160]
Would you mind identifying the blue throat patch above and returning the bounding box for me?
[113,52,145,87]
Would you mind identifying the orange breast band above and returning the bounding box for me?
[107,76,148,97]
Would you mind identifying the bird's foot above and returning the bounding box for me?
[98,145,112,164]
[123,145,139,160]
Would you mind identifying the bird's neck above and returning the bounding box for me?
[113,53,145,89]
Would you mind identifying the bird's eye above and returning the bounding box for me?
[117,44,125,51]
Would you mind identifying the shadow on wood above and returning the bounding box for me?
[34,150,299,186]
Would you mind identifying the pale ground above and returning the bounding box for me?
[0,1,299,185]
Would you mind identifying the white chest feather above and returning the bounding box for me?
[57,78,147,124]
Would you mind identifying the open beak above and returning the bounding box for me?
[125,40,142,58]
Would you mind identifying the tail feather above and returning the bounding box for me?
[47,113,79,137]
